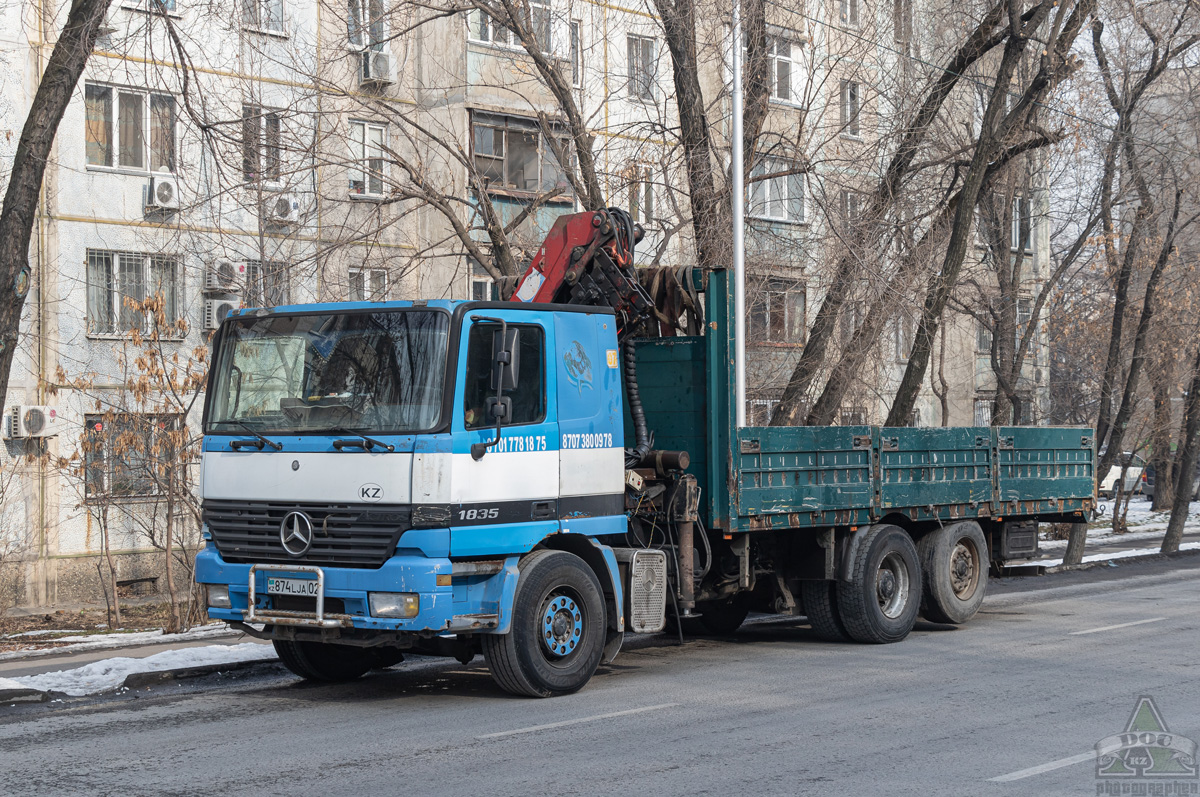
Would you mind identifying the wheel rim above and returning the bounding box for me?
[540,591,584,659]
[949,539,981,600]
[875,551,910,619]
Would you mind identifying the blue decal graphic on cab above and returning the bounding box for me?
[563,340,593,393]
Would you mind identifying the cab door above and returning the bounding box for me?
[555,311,626,537]
[447,308,560,557]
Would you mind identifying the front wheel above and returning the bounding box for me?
[273,640,383,682]
[482,550,607,697]
[837,524,922,644]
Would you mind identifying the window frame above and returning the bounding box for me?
[628,164,654,226]
[749,278,806,345]
[893,0,912,43]
[349,267,388,301]
[243,0,285,34]
[84,83,177,174]
[749,158,805,223]
[243,259,291,308]
[242,104,283,186]
[839,0,860,27]
[84,412,183,500]
[85,249,183,338]
[570,19,583,88]
[348,119,388,199]
[766,34,797,104]
[840,79,861,137]
[840,406,867,426]
[348,0,386,50]
[1011,195,1033,253]
[627,34,657,102]
[469,0,551,52]
[470,112,574,200]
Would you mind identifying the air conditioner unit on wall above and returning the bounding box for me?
[360,51,393,86]
[146,174,180,210]
[265,193,301,225]
[205,259,242,292]
[5,405,61,439]
[204,298,242,330]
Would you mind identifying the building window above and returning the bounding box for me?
[840,302,861,347]
[470,0,550,50]
[86,250,180,335]
[349,267,387,301]
[1016,296,1032,345]
[750,159,804,222]
[349,120,386,197]
[840,189,861,230]
[629,164,654,225]
[893,0,912,43]
[244,0,284,32]
[471,260,499,300]
[627,35,656,100]
[766,35,794,102]
[749,279,805,343]
[973,398,992,426]
[895,313,914,362]
[242,105,282,183]
[977,318,992,353]
[747,398,779,426]
[840,80,861,136]
[1012,195,1032,252]
[471,113,572,196]
[84,413,180,498]
[244,260,290,307]
[348,0,385,49]
[84,85,175,172]
[840,406,867,426]
[908,408,921,427]
[839,0,859,27]
[570,20,582,87]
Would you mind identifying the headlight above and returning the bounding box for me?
[206,584,231,609]
[369,592,419,619]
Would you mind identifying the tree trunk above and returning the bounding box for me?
[1162,343,1200,553]
[1150,371,1175,511]
[0,0,114,414]
[1062,522,1088,566]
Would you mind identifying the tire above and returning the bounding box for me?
[917,521,988,624]
[482,550,606,697]
[836,524,922,644]
[697,594,752,635]
[800,580,849,642]
[272,640,378,682]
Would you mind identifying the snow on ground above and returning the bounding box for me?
[7,643,276,697]
[1039,541,1200,569]
[1039,500,1200,551]
[0,623,236,662]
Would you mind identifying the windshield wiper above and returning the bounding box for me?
[217,420,283,451]
[327,427,395,453]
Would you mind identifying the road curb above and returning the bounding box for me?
[1044,547,1200,573]
[122,658,281,689]
[0,686,49,703]
[0,626,242,663]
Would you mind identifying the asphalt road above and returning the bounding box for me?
[2,555,1199,797]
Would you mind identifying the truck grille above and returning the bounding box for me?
[204,500,411,569]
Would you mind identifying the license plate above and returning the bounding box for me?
[266,576,319,597]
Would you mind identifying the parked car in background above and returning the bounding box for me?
[1142,463,1200,502]
[1099,452,1146,498]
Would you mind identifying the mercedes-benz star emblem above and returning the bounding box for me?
[279,511,314,557]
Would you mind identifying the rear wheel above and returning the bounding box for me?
[273,640,381,682]
[482,550,606,697]
[800,580,849,642]
[837,524,921,644]
[917,521,988,624]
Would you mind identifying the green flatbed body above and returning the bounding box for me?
[628,269,1095,535]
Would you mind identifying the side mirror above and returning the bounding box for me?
[491,328,520,391]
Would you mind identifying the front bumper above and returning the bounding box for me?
[194,544,519,634]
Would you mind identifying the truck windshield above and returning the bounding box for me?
[206,310,449,435]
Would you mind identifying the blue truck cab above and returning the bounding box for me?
[196,300,660,695]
